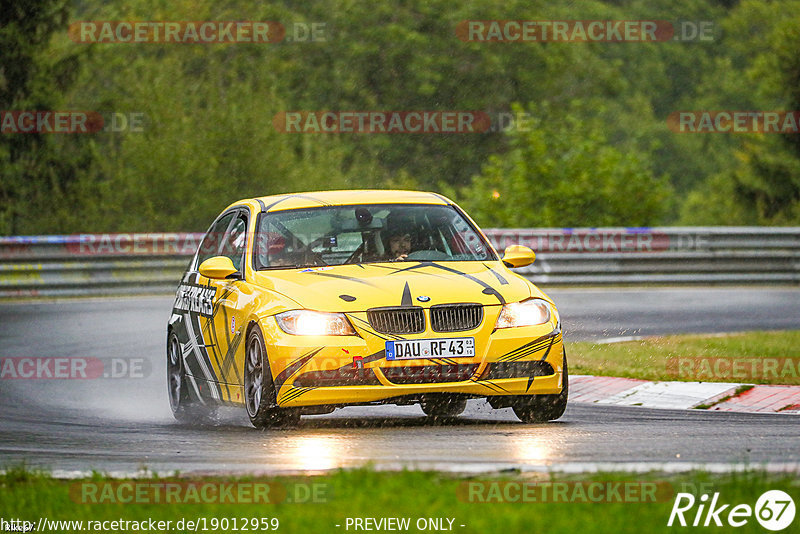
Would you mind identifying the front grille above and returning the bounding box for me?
[367,307,425,334]
[382,364,479,385]
[430,304,483,332]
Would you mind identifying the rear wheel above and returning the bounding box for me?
[420,394,468,418]
[245,326,301,429]
[512,351,569,423]
[167,330,215,423]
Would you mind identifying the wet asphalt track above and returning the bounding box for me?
[1,287,798,475]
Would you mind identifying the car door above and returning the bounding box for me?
[174,210,236,404]
[204,209,250,404]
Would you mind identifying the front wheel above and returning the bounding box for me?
[244,326,301,429]
[512,351,569,423]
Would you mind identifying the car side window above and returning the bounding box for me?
[219,213,248,271]
[195,212,235,268]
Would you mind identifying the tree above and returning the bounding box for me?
[0,0,91,234]
[680,1,800,224]
[451,102,670,227]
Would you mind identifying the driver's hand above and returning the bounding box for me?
[394,253,408,261]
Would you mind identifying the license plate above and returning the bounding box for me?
[385,337,475,360]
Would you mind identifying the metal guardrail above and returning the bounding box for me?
[0,228,798,297]
[485,227,800,285]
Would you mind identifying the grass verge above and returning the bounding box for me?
[1,467,798,534]
[566,330,800,384]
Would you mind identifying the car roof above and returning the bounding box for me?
[234,190,453,213]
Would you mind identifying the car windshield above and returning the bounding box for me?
[254,204,496,269]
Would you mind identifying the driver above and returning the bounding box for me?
[262,233,292,267]
[386,226,414,261]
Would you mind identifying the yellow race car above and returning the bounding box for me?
[167,190,567,427]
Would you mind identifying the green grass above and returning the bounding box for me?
[1,468,798,534]
[567,330,800,384]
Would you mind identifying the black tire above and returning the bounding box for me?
[244,326,301,429]
[167,330,216,423]
[512,351,569,423]
[420,394,468,418]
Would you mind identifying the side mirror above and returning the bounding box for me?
[502,245,535,268]
[199,256,240,280]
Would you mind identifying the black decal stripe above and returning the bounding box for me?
[497,332,560,362]
[349,315,403,341]
[186,310,222,399]
[487,380,511,393]
[390,262,506,304]
[387,262,454,281]
[401,282,413,307]
[219,328,244,385]
[498,342,550,362]
[261,196,290,212]
[471,378,510,394]
[181,273,220,390]
[273,348,324,389]
[213,287,236,351]
[512,333,560,364]
[484,263,509,285]
[290,193,333,206]
[528,334,557,392]
[263,194,332,213]
[501,339,554,362]
[201,299,228,396]
[526,376,536,392]
[209,298,232,398]
[351,349,387,366]
[539,335,556,362]
[306,271,379,287]
[368,264,406,273]
[280,386,318,404]
[430,192,452,205]
[325,348,388,375]
[194,310,219,376]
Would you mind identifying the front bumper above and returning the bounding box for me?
[255,306,565,408]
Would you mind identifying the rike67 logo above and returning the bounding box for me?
[668,490,795,531]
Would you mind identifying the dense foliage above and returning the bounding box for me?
[1,0,798,233]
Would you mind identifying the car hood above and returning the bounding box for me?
[250,261,541,312]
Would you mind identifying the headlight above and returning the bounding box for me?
[275,310,357,336]
[495,299,553,329]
